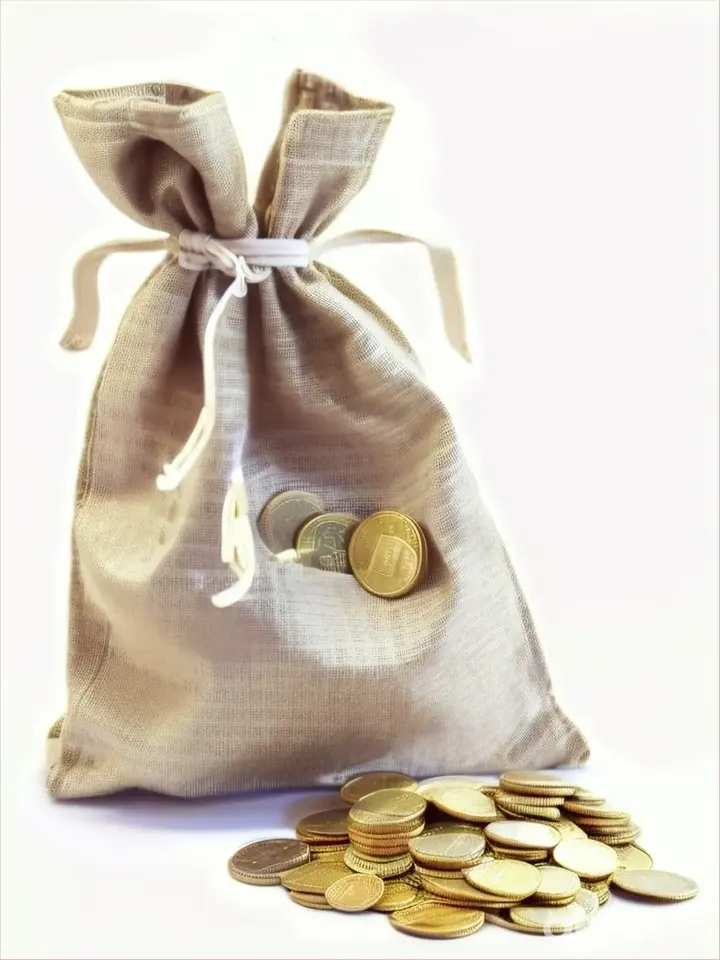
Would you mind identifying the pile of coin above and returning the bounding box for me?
[227,769,699,939]
[257,491,426,598]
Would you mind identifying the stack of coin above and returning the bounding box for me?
[227,768,699,940]
[345,788,427,878]
[294,807,350,862]
[257,494,428,597]
[560,797,641,847]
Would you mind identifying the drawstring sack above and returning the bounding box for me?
[48,71,588,799]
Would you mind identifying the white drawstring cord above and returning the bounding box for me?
[155,235,273,492]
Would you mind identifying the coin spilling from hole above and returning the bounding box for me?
[348,511,424,598]
[257,491,324,554]
[295,512,359,573]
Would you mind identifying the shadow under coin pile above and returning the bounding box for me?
[227,770,699,939]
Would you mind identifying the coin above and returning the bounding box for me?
[295,808,349,838]
[496,799,561,821]
[288,891,334,910]
[533,865,582,900]
[257,491,324,554]
[574,887,600,917]
[463,859,542,899]
[389,901,485,939]
[341,772,418,804]
[421,821,487,838]
[311,848,350,863]
[483,910,533,932]
[495,790,563,808]
[372,880,419,912]
[325,873,384,912]
[418,875,504,906]
[612,844,653,872]
[409,832,486,869]
[416,776,497,798]
[350,840,410,858]
[611,869,698,901]
[348,511,424,598]
[344,848,413,877]
[509,901,589,934]
[574,788,606,805]
[281,860,353,893]
[485,821,561,851]
[554,818,588,841]
[228,838,310,883]
[499,771,577,797]
[414,864,465,879]
[295,512,359,573]
[487,844,548,862]
[563,801,630,820]
[431,787,499,822]
[348,789,427,830]
[552,838,617,880]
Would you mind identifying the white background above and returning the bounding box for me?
[1,1,718,958]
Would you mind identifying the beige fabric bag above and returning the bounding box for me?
[48,71,588,800]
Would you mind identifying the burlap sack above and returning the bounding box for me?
[47,71,588,799]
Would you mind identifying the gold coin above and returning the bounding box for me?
[418,875,505,906]
[348,511,423,598]
[257,491,324,554]
[582,878,610,894]
[463,859,542,899]
[295,808,349,838]
[409,832,486,869]
[496,799,561,821]
[421,821,486,838]
[509,901,589,934]
[403,873,424,889]
[416,776,497,798]
[295,512,359,573]
[580,817,635,834]
[389,901,485,939]
[281,860,352,893]
[574,887,600,917]
[563,800,630,820]
[499,771,577,797]
[485,820,562,851]
[325,873,384,912]
[344,848,413,877]
[349,788,427,830]
[228,838,310,881]
[487,844,548,862]
[350,840,409,858]
[574,788,606,805]
[227,870,282,886]
[288,891,334,910]
[599,832,642,848]
[612,844,653,872]
[414,864,465,879]
[555,818,588,841]
[372,880,419,912]
[311,848,349,863]
[534,865,581,900]
[528,894,578,907]
[341,772,418,804]
[483,910,532,932]
[431,787,499,822]
[611,869,698,901]
[552,838,617,880]
[495,790,563,808]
